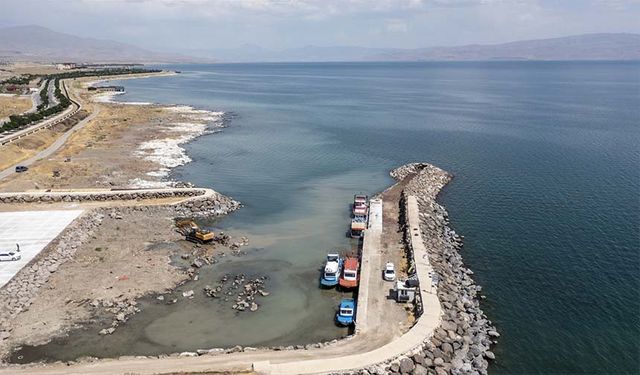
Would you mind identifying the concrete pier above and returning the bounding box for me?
[355,198,382,334]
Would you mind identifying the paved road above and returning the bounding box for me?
[0,106,99,181]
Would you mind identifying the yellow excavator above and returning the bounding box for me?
[176,220,214,244]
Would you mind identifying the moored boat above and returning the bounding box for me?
[353,194,369,216]
[339,257,360,289]
[335,298,356,326]
[320,253,342,287]
[350,215,367,238]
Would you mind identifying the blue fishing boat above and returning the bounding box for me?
[336,298,356,326]
[320,253,342,287]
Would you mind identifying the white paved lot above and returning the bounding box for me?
[0,210,83,288]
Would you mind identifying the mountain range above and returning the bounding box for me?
[1,25,638,63]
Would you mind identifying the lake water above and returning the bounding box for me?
[21,62,640,374]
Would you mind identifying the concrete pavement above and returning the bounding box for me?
[354,198,382,333]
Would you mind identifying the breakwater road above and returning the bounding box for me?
[0,210,83,288]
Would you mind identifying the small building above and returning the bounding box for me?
[394,279,418,303]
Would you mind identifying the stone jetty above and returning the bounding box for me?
[376,162,498,375]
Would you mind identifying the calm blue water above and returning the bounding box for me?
[30,62,640,373]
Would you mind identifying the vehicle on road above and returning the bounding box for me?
[320,253,342,287]
[0,252,21,261]
[15,165,28,173]
[339,256,360,289]
[336,298,356,326]
[383,262,396,281]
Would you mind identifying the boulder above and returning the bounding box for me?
[412,353,425,365]
[182,290,194,298]
[484,351,495,360]
[398,357,415,373]
[413,364,429,375]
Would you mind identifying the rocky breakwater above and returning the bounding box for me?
[375,163,498,375]
[0,189,208,204]
[171,191,241,218]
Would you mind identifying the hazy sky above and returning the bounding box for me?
[2,0,639,51]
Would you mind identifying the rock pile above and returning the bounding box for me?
[172,194,241,218]
[91,297,141,335]
[203,274,269,312]
[0,189,207,204]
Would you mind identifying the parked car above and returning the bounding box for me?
[383,262,396,281]
[0,252,21,261]
[15,165,28,173]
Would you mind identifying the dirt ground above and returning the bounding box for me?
[1,208,188,353]
[0,203,248,360]
[0,63,61,77]
[0,110,89,171]
[0,96,31,119]
[380,174,417,324]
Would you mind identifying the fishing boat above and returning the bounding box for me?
[353,194,369,216]
[320,253,342,287]
[354,194,368,205]
[339,257,360,289]
[350,215,367,238]
[335,298,356,326]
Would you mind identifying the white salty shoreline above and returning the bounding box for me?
[87,72,226,188]
[133,108,225,188]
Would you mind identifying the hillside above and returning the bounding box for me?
[186,33,640,62]
[370,33,640,61]
[0,25,196,63]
